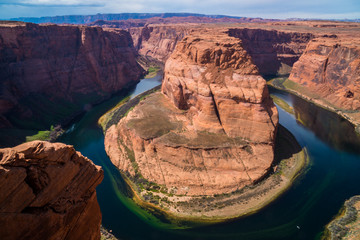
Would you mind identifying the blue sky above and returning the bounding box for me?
[0,0,359,19]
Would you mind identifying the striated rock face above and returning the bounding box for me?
[162,31,278,142]
[0,141,104,240]
[289,39,360,111]
[0,21,144,128]
[130,25,191,61]
[105,30,278,197]
[130,25,313,76]
[228,28,314,75]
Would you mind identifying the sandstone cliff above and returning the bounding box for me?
[105,29,278,200]
[228,28,313,75]
[130,25,313,76]
[0,21,144,129]
[0,141,104,240]
[289,38,360,113]
[130,25,191,61]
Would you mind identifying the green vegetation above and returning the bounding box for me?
[26,130,51,142]
[270,94,294,115]
[145,66,160,78]
[98,96,131,131]
[98,86,161,132]
[136,55,164,79]
[25,125,64,142]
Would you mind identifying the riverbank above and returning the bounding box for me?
[123,143,308,223]
[268,77,360,134]
[323,195,360,240]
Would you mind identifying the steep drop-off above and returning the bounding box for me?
[130,25,191,61]
[227,28,313,75]
[0,141,104,240]
[288,38,360,126]
[104,29,285,219]
[130,25,313,76]
[0,21,144,129]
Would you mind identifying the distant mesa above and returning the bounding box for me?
[9,13,269,25]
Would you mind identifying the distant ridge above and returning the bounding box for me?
[9,13,255,24]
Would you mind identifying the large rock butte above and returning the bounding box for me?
[105,29,278,197]
[0,141,103,240]
[0,21,144,129]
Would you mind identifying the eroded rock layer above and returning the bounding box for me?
[130,25,313,76]
[105,29,278,197]
[0,21,144,128]
[289,38,360,112]
[0,141,104,240]
[227,28,314,75]
[130,25,191,61]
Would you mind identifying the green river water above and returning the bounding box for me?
[58,75,360,240]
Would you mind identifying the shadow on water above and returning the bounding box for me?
[270,86,360,154]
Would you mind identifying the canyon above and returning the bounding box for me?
[103,28,308,219]
[0,141,104,240]
[129,21,360,129]
[0,21,144,131]
[0,15,359,239]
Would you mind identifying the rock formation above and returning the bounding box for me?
[130,25,313,76]
[105,29,278,199]
[0,140,104,240]
[130,25,191,61]
[0,21,144,128]
[227,28,313,75]
[289,38,360,112]
[324,195,360,240]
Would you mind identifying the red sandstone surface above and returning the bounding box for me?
[0,21,144,128]
[105,29,278,196]
[0,141,104,240]
[128,21,360,126]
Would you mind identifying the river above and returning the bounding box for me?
[59,75,360,240]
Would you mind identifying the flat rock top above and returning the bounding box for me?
[125,92,248,149]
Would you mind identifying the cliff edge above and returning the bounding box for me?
[0,21,145,130]
[0,141,104,240]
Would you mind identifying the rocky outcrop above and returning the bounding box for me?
[105,29,278,199]
[130,25,313,76]
[289,39,360,112]
[130,25,191,61]
[162,30,278,143]
[0,141,104,240]
[0,21,144,128]
[324,195,360,240]
[228,28,314,75]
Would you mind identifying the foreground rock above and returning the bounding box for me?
[0,141,104,240]
[103,30,292,220]
[0,21,144,129]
